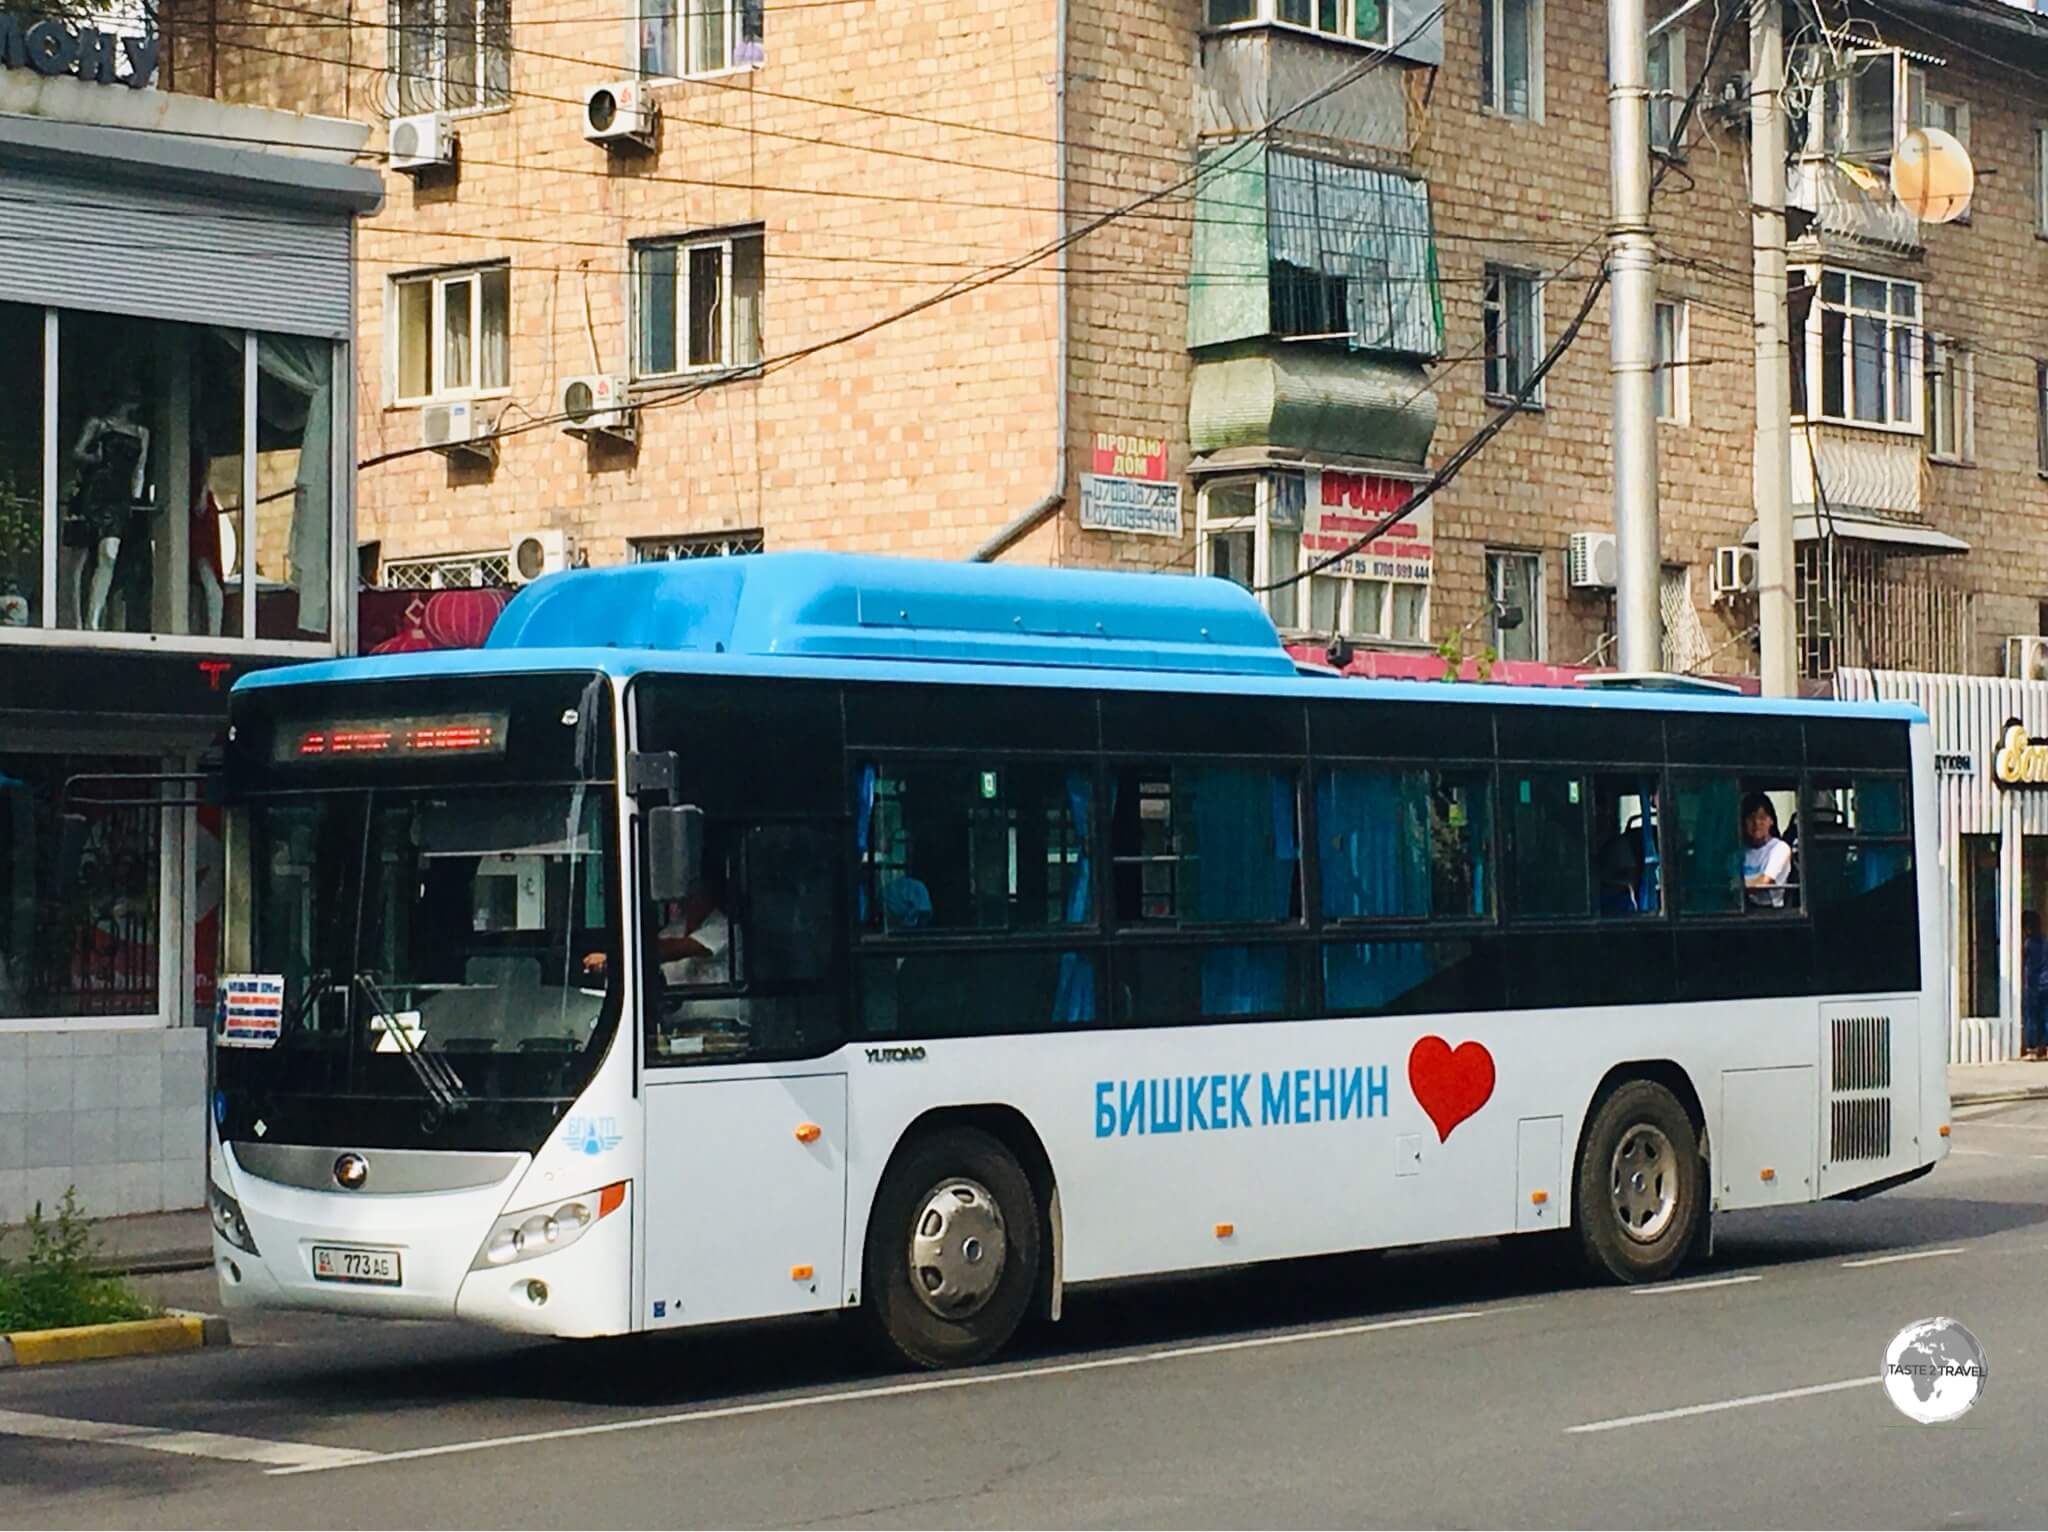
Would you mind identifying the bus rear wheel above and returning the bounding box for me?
[863,1127,1041,1369]
[1574,1080,1704,1284]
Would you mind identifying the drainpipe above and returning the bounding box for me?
[969,0,1069,563]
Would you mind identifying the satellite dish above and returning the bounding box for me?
[1891,126,1975,224]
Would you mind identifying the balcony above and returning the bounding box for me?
[1788,157,1923,259]
[1198,27,1411,154]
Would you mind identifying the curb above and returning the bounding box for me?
[0,1313,229,1368]
[1953,1086,2048,1107]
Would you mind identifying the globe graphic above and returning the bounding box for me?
[1882,1317,1987,1424]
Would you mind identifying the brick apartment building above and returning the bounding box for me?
[156,0,2048,686]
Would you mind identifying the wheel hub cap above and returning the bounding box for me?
[1610,1123,1679,1243]
[908,1177,1007,1319]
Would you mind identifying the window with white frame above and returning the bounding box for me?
[1196,471,1428,643]
[1804,269,1919,431]
[1653,299,1688,424]
[634,229,764,377]
[1925,335,1972,463]
[1271,0,1389,45]
[1486,548,1543,663]
[382,551,511,589]
[393,264,510,404]
[1919,91,1968,146]
[1483,265,1543,402]
[1480,0,1540,120]
[636,0,763,77]
[631,530,765,561]
[1813,48,1924,161]
[390,0,510,116]
[1647,26,1684,152]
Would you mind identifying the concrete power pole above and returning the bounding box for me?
[1609,0,1663,673]
[1751,0,1798,697]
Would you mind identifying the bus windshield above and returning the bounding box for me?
[214,783,620,1149]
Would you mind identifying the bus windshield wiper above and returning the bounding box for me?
[354,971,468,1113]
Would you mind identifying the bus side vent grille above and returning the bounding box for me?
[1831,1098,1892,1162]
[1831,1014,1891,1092]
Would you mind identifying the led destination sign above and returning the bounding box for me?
[277,713,508,762]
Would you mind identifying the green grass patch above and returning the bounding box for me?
[0,1188,155,1334]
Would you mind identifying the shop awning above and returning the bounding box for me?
[1740,510,1969,554]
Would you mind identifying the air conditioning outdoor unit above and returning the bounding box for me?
[419,400,496,463]
[388,112,454,173]
[2005,635,2048,681]
[1567,530,1619,590]
[1711,544,1759,599]
[508,528,576,584]
[560,374,636,441]
[584,80,655,149]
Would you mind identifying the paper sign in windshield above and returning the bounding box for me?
[219,974,285,1049]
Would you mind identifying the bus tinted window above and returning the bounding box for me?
[1806,717,1911,772]
[1809,842,1918,992]
[1664,711,1802,769]
[1671,777,1743,914]
[1323,939,1499,1015]
[1497,706,1660,766]
[1308,701,1494,762]
[861,948,1097,1034]
[1317,767,1493,921]
[1116,942,1309,1023]
[1101,693,1305,756]
[635,677,841,817]
[1506,770,1590,918]
[845,683,1096,752]
[856,760,1094,934]
[1593,773,1662,917]
[1110,764,1301,925]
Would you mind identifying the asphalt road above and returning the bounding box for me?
[4,1100,2047,1530]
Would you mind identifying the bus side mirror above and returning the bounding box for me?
[647,804,704,904]
[57,813,88,896]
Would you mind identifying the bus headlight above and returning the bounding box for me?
[209,1181,259,1255]
[472,1182,625,1271]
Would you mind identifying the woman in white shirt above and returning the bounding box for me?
[1741,793,1794,908]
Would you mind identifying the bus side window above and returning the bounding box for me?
[1316,766,1491,921]
[1506,771,1589,918]
[1593,773,1662,918]
[1110,763,1300,926]
[1671,776,1741,914]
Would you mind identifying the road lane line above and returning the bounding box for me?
[1566,1378,1875,1434]
[268,1307,1499,1475]
[1840,1247,1966,1268]
[1948,1148,2048,1161]
[0,1408,376,1471]
[1625,1274,1761,1295]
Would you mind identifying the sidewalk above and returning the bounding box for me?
[1949,1059,2048,1107]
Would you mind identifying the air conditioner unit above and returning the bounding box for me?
[560,374,636,441]
[2005,635,2048,681]
[419,400,496,463]
[388,111,454,173]
[1567,530,1619,590]
[1711,544,1759,599]
[508,528,576,584]
[584,80,655,148]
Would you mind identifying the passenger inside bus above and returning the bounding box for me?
[1742,793,1795,908]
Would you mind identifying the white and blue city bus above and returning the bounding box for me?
[206,553,1948,1367]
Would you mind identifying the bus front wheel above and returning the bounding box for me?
[863,1127,1041,1369]
[1574,1080,1704,1284]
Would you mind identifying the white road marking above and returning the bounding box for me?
[1625,1274,1762,1295]
[0,1408,376,1471]
[1948,1147,2048,1161]
[269,1307,1499,1476]
[1566,1377,1875,1434]
[1840,1247,1966,1269]
[1959,1121,2048,1132]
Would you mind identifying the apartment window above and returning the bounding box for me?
[1647,27,1684,152]
[1816,49,1922,161]
[1273,0,1389,45]
[1480,0,1541,121]
[390,0,510,116]
[393,264,510,403]
[382,551,510,589]
[2037,362,2048,476]
[1807,269,1918,431]
[1653,299,1688,424]
[636,0,764,77]
[1920,93,1968,146]
[635,230,764,376]
[1482,266,1542,402]
[1486,549,1543,663]
[631,530,765,561]
[2038,126,2048,238]
[1925,335,1972,463]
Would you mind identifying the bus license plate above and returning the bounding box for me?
[312,1245,402,1286]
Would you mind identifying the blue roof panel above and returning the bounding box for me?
[480,552,1300,677]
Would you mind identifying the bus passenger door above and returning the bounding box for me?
[642,1075,848,1328]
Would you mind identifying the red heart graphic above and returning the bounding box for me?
[1408,1036,1496,1143]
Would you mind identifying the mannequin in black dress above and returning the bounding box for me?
[63,386,149,631]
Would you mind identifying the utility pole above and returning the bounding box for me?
[1609,0,1663,673]
[1751,0,1798,697]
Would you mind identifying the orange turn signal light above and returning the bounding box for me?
[1760,1167,1776,1182]
[1530,1190,1549,1206]
[795,1122,822,1143]
[791,1264,814,1281]
[1214,1222,1234,1239]
[598,1181,627,1218]
[1939,1124,1952,1138]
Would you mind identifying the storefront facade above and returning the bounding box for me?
[0,63,380,1222]
[1838,668,2048,1064]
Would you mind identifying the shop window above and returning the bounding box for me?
[636,0,763,78]
[1960,833,1998,1018]
[1805,269,1920,431]
[634,230,764,377]
[0,753,163,1021]
[0,302,42,630]
[393,264,510,404]
[1482,266,1543,402]
[390,0,511,116]
[1480,0,1541,120]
